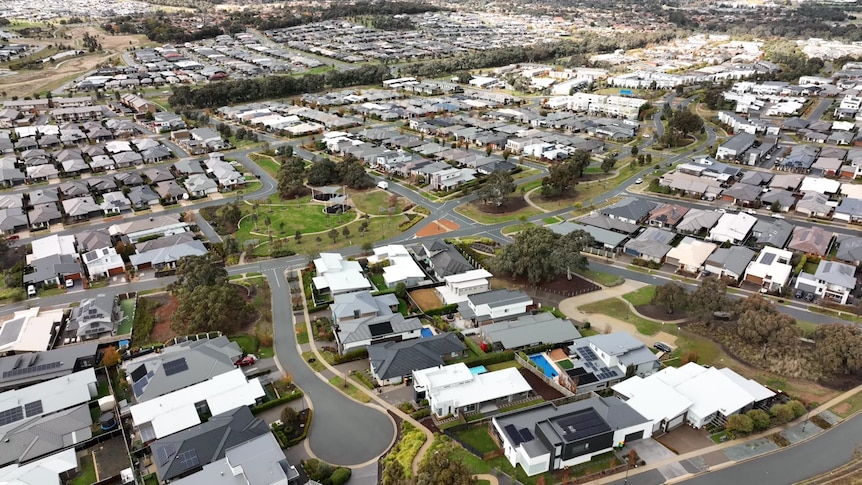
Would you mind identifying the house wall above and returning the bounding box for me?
[474,301,530,321]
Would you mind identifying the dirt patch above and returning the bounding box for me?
[415,218,460,237]
[92,436,131,480]
[518,367,564,401]
[549,348,568,361]
[409,288,443,312]
[831,402,851,416]
[472,196,528,214]
[492,273,601,298]
[636,304,689,321]
[148,294,179,344]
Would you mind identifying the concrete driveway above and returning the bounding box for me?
[628,438,689,482]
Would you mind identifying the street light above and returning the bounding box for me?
[802,407,812,433]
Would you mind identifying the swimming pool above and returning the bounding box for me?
[420,328,434,338]
[470,365,488,375]
[529,354,559,378]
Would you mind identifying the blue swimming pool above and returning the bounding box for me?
[420,328,434,338]
[529,354,559,378]
[470,365,488,375]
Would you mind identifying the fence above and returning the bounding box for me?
[515,353,575,397]
[524,282,601,298]
[583,247,617,259]
[443,424,505,460]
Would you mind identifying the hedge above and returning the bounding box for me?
[371,287,398,296]
[398,213,424,231]
[424,304,459,316]
[414,206,431,215]
[251,390,304,414]
[333,347,368,364]
[411,408,431,420]
[460,350,516,367]
[271,248,297,258]
[329,467,352,485]
[307,303,331,313]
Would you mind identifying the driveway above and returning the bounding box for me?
[656,426,714,455]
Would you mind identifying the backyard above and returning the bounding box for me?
[118,298,136,335]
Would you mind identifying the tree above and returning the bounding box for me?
[770,200,782,213]
[338,159,374,189]
[100,345,121,367]
[771,403,795,425]
[600,153,617,174]
[171,285,254,334]
[415,444,475,485]
[541,149,588,197]
[475,169,515,206]
[494,227,594,284]
[651,282,688,314]
[788,400,807,418]
[281,406,298,426]
[725,414,753,437]
[215,200,242,233]
[169,254,228,292]
[382,459,407,485]
[814,324,862,376]
[307,158,338,186]
[688,277,728,324]
[746,409,771,431]
[328,228,338,243]
[736,294,800,359]
[395,282,407,300]
[661,108,704,147]
[342,226,350,239]
[277,156,307,199]
[295,229,302,242]
[630,146,638,157]
[222,235,239,255]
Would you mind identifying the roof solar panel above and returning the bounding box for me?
[163,358,189,377]
[504,424,523,446]
[0,318,25,346]
[0,406,24,426]
[133,378,147,397]
[24,400,43,417]
[130,364,147,383]
[519,428,534,442]
[1,361,62,379]
[369,322,394,337]
[176,449,200,471]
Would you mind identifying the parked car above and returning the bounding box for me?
[235,355,257,367]
[27,285,36,297]
[654,342,673,353]
[65,279,74,288]
[635,178,644,184]
[805,293,815,302]
[746,209,757,215]
[794,289,804,299]
[377,180,389,190]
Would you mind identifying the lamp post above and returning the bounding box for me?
[624,459,631,485]
[802,407,812,433]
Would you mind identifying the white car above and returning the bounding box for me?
[27,285,36,297]
[634,178,644,184]
[65,279,74,288]
[377,180,389,190]
[746,209,757,215]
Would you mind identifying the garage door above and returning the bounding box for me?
[667,414,686,431]
[624,430,644,443]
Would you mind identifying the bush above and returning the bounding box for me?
[747,409,771,431]
[398,213,424,231]
[414,206,431,215]
[411,408,431,419]
[333,347,368,364]
[285,409,312,448]
[384,422,427,478]
[271,248,297,258]
[250,390,304,413]
[771,403,795,425]
[788,400,807,418]
[330,467,352,485]
[424,304,459,316]
[725,414,753,437]
[460,350,516,368]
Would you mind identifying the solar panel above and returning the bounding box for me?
[369,322,394,337]
[163,358,189,377]
[0,318,25,346]
[130,365,147,383]
[24,400,43,417]
[133,378,147,398]
[0,406,24,426]
[156,444,177,466]
[504,424,523,446]
[176,449,200,471]
[1,361,62,379]
[519,428,534,442]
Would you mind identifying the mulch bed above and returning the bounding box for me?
[473,196,528,214]
[518,368,564,401]
[635,304,689,321]
[493,273,600,296]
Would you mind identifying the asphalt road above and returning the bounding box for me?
[805,97,834,122]
[263,268,395,466]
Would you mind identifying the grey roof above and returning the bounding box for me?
[27,188,59,205]
[549,221,628,248]
[124,335,241,402]
[332,291,397,320]
[468,289,532,307]
[600,197,657,222]
[579,214,640,235]
[68,295,118,339]
[676,209,722,233]
[587,333,659,368]
[150,406,269,482]
[837,237,862,264]
[337,313,423,345]
[494,396,649,454]
[721,132,756,153]
[129,240,207,268]
[62,196,100,217]
[0,403,92,466]
[481,312,581,350]
[114,171,144,186]
[759,189,797,210]
[739,171,773,186]
[836,197,862,217]
[721,183,762,202]
[0,207,28,232]
[814,260,857,289]
[128,185,160,206]
[75,229,112,252]
[173,159,205,175]
[155,180,187,199]
[169,433,297,485]
[424,240,472,277]
[185,174,218,193]
[368,333,465,380]
[57,181,88,198]
[136,232,197,253]
[706,246,756,277]
[752,219,793,248]
[23,254,81,284]
[624,227,675,260]
[0,342,98,391]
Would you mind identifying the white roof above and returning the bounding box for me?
[799,176,841,195]
[0,448,77,485]
[653,362,709,388]
[0,368,96,432]
[130,369,264,440]
[675,367,757,417]
[312,253,371,294]
[718,368,776,402]
[444,268,493,284]
[28,234,76,261]
[368,245,424,287]
[745,247,793,285]
[413,363,474,390]
[429,367,531,410]
[709,213,757,242]
[666,237,718,269]
[612,376,692,423]
[0,308,64,353]
[840,183,862,200]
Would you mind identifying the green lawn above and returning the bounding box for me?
[542,216,563,224]
[302,351,326,372]
[831,391,862,418]
[501,222,535,235]
[70,455,96,485]
[295,323,309,345]
[557,359,574,370]
[666,331,723,367]
[249,153,280,178]
[229,335,259,355]
[455,201,542,225]
[350,190,403,215]
[329,376,371,403]
[579,298,663,335]
[235,203,352,244]
[0,279,24,303]
[118,298,136,335]
[622,286,656,306]
[574,268,624,287]
[370,273,387,291]
[452,426,499,454]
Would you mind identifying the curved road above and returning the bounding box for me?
[264,268,395,466]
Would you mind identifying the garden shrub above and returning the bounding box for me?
[329,467,352,485]
[747,409,770,431]
[250,390,304,413]
[384,422,427,478]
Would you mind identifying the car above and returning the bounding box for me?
[654,342,673,353]
[235,355,256,367]
[746,209,757,215]
[771,213,785,220]
[377,180,389,190]
[65,279,74,288]
[634,178,643,184]
[643,134,651,138]
[794,289,804,299]
[805,293,815,302]
[27,285,36,297]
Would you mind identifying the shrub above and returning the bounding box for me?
[251,390,304,413]
[271,248,296,258]
[725,414,753,437]
[285,409,312,448]
[303,458,333,482]
[681,351,699,365]
[788,400,807,418]
[384,422,427,478]
[771,403,795,425]
[333,347,368,364]
[330,467,352,485]
[747,409,771,431]
[411,408,431,419]
[424,304,459,316]
[281,407,298,426]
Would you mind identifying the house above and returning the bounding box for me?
[705,246,756,281]
[436,268,493,305]
[576,332,661,381]
[166,433,302,485]
[769,173,804,191]
[796,260,856,305]
[665,237,718,274]
[759,188,797,212]
[0,343,97,391]
[0,307,65,353]
[720,183,762,207]
[459,289,534,325]
[110,215,189,243]
[600,197,656,225]
[481,312,581,351]
[128,185,160,209]
[129,239,208,271]
[0,448,79,485]
[87,176,118,195]
[799,177,841,198]
[708,212,757,244]
[81,246,124,279]
[367,244,426,288]
[173,159,205,177]
[623,227,674,264]
[149,406,270,483]
[61,196,101,221]
[184,174,218,197]
[29,234,77,261]
[57,180,89,199]
[367,333,466,385]
[129,369,264,442]
[613,363,775,429]
[28,203,62,230]
[579,214,640,235]
[330,291,422,353]
[751,219,794,248]
[836,237,862,264]
[312,252,373,296]
[142,167,174,184]
[66,295,122,340]
[646,204,690,229]
[421,240,473,279]
[788,226,833,257]
[833,197,862,223]
[548,221,628,253]
[716,133,756,160]
[99,191,132,215]
[0,207,28,235]
[188,128,227,152]
[744,247,794,292]
[0,369,97,467]
[492,396,652,476]
[124,336,241,403]
[413,363,532,418]
[23,254,82,288]
[676,209,723,236]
